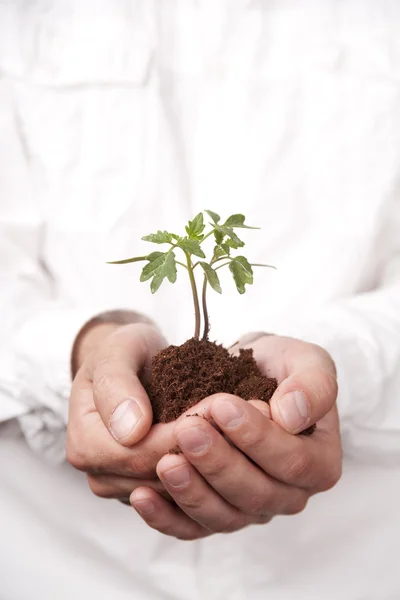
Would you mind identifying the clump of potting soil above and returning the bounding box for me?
[145,338,277,423]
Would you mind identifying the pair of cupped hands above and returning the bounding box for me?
[67,322,342,540]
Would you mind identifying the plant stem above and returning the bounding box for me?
[200,255,229,340]
[250,263,277,269]
[212,255,229,264]
[201,230,215,243]
[176,260,188,269]
[214,261,231,271]
[201,275,210,341]
[185,252,201,340]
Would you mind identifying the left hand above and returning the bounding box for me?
[130,335,342,540]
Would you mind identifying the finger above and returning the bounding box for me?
[271,366,337,435]
[67,384,177,477]
[248,336,338,433]
[85,323,166,445]
[181,397,272,425]
[210,394,342,492]
[87,474,171,500]
[130,487,210,540]
[172,416,308,516]
[248,399,271,419]
[157,454,254,532]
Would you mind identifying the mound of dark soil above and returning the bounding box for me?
[146,338,277,423]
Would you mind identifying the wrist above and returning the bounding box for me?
[70,309,153,379]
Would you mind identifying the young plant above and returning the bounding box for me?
[108,210,275,341]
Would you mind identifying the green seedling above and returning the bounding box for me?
[108,210,275,340]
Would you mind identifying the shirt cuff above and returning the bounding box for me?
[0,307,100,463]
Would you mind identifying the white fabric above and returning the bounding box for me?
[0,0,400,598]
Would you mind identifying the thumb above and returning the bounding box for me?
[88,324,166,446]
[248,336,338,434]
[271,365,338,434]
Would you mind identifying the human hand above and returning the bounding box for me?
[130,335,342,539]
[67,321,176,501]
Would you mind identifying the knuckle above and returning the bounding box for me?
[247,493,271,516]
[284,495,308,515]
[282,451,311,484]
[255,514,273,525]
[177,494,204,512]
[309,343,337,375]
[66,428,113,476]
[217,515,244,534]
[66,434,89,472]
[129,449,155,478]
[159,524,176,537]
[93,366,117,398]
[319,460,342,492]
[201,457,228,480]
[87,475,113,499]
[237,425,266,455]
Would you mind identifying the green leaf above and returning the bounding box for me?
[214,229,224,245]
[140,251,177,293]
[142,230,173,244]
[191,212,205,232]
[200,262,222,294]
[107,255,147,265]
[213,245,227,260]
[213,225,245,249]
[177,238,206,258]
[205,210,221,224]
[224,237,241,250]
[229,256,254,294]
[185,213,205,239]
[224,214,260,229]
[221,242,231,255]
[145,251,165,261]
[221,227,245,248]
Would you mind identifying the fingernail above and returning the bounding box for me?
[212,398,245,429]
[133,499,154,515]
[176,426,210,454]
[163,464,191,488]
[278,391,309,432]
[110,398,142,440]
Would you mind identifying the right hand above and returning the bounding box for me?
[67,322,176,501]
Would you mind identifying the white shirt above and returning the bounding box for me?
[1,1,400,598]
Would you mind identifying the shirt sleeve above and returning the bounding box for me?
[280,201,400,462]
[0,82,95,463]
[0,209,96,462]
